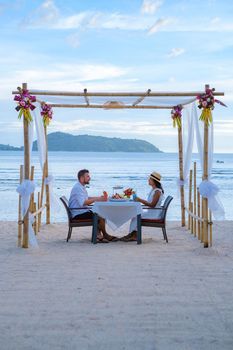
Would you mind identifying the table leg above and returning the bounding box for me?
[93,213,98,244]
[137,214,142,244]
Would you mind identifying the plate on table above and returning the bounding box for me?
[109,198,128,202]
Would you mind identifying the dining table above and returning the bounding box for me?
[92,200,142,244]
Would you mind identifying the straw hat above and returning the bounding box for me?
[150,171,162,183]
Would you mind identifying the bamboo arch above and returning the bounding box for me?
[12,83,224,248]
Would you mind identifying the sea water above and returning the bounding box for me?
[0,151,232,221]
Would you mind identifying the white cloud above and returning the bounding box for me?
[141,0,163,15]
[66,32,80,48]
[20,0,59,28]
[148,18,172,34]
[167,48,185,58]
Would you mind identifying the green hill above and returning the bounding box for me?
[33,132,162,152]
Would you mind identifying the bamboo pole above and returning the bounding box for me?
[202,85,210,248]
[44,125,50,224]
[22,83,30,248]
[209,210,213,247]
[39,165,46,229]
[201,199,204,243]
[40,104,182,109]
[12,90,225,97]
[193,162,197,237]
[178,122,185,226]
[132,89,151,106]
[197,188,201,240]
[33,202,37,234]
[188,169,193,230]
[37,191,41,232]
[29,165,34,212]
[190,202,194,234]
[17,165,23,247]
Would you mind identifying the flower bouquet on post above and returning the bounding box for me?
[41,103,53,127]
[14,87,36,123]
[197,88,227,125]
[171,105,183,129]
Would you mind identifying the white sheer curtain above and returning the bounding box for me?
[183,104,194,182]
[193,104,225,219]
[32,107,46,171]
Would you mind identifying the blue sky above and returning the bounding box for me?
[0,0,233,152]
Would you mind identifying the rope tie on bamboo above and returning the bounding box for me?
[176,178,188,187]
[16,179,35,217]
[199,180,225,220]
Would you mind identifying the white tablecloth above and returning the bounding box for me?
[92,201,142,230]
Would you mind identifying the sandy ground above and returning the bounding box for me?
[0,220,233,350]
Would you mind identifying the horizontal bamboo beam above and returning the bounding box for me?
[42,104,177,109]
[12,90,225,97]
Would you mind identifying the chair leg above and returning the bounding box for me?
[92,213,98,244]
[162,227,168,243]
[67,227,72,242]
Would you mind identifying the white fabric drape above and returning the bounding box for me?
[44,175,63,213]
[182,104,195,183]
[28,213,39,248]
[16,179,35,217]
[28,119,34,158]
[193,104,225,219]
[32,108,46,170]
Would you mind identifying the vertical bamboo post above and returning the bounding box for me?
[201,199,204,243]
[190,202,194,234]
[39,166,46,229]
[202,84,210,248]
[209,210,213,247]
[193,162,197,237]
[22,82,30,249]
[197,188,201,240]
[29,165,34,212]
[188,169,193,230]
[37,191,40,232]
[44,125,50,224]
[18,165,23,247]
[177,122,185,226]
[33,202,37,234]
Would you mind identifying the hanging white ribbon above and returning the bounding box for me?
[16,179,35,217]
[199,180,225,219]
[28,213,39,248]
[32,108,46,170]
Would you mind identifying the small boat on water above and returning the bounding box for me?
[216,160,224,163]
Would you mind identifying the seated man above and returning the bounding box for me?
[69,169,117,242]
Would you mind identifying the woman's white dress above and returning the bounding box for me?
[129,188,164,233]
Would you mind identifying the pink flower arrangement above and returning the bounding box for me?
[14,87,36,123]
[40,103,53,126]
[197,88,227,124]
[171,105,183,129]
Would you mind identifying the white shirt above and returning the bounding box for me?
[144,188,164,219]
[69,181,90,218]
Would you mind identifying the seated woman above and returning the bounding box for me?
[122,171,164,242]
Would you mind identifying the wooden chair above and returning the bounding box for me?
[60,196,97,242]
[139,195,173,243]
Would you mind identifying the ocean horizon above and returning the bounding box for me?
[0,150,232,221]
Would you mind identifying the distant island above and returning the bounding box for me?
[0,132,162,152]
[33,132,162,152]
[0,144,23,151]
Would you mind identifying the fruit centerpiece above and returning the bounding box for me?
[123,188,135,198]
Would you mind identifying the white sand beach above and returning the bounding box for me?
[1,221,233,350]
